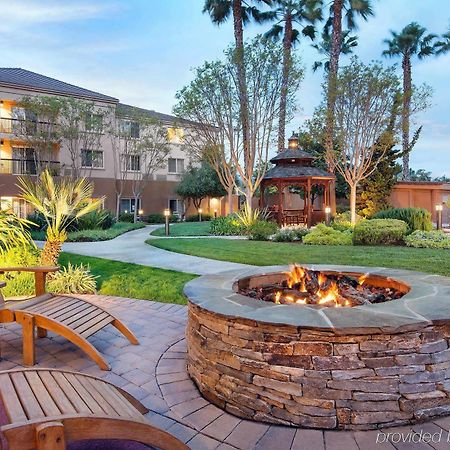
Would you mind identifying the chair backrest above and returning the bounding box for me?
[0,282,5,308]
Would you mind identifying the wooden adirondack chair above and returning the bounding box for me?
[0,267,139,371]
[0,368,188,450]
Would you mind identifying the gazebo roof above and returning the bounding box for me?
[263,164,334,181]
[270,148,314,163]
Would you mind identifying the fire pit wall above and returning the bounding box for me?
[185,266,450,430]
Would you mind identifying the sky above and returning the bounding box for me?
[1,0,449,177]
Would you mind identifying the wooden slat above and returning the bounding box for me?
[0,373,27,423]
[79,315,114,338]
[27,297,79,315]
[10,372,45,420]
[38,371,76,415]
[80,376,120,416]
[51,372,91,414]
[24,371,60,417]
[62,308,105,329]
[51,303,96,323]
[90,380,141,419]
[64,373,104,415]
[43,300,90,319]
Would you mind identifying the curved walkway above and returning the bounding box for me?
[61,225,252,275]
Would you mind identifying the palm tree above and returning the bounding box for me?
[0,210,34,256]
[255,0,323,152]
[383,22,446,180]
[203,1,268,184]
[312,29,357,72]
[18,170,103,266]
[323,0,373,165]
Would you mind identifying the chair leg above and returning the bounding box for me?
[112,319,139,345]
[22,313,36,366]
[36,421,66,450]
[37,327,48,338]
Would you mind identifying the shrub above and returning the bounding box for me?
[118,212,135,223]
[235,204,270,228]
[331,211,362,232]
[27,211,47,231]
[0,246,40,298]
[210,215,245,236]
[67,222,145,242]
[272,225,309,242]
[72,209,116,231]
[303,224,353,246]
[353,219,408,246]
[248,220,278,241]
[185,214,213,222]
[373,208,432,232]
[405,230,450,249]
[47,263,97,294]
[146,213,178,224]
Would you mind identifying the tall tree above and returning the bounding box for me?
[254,0,322,152]
[383,22,447,180]
[325,58,400,224]
[323,0,373,167]
[175,37,303,208]
[203,1,267,184]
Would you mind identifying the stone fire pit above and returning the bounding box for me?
[185,265,450,430]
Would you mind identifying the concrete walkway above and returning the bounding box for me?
[61,225,252,275]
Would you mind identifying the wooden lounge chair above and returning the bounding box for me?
[0,368,188,450]
[0,267,139,371]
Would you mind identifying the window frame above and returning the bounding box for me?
[81,149,104,169]
[167,158,184,174]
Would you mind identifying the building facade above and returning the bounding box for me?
[0,68,202,218]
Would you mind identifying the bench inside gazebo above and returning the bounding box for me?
[259,133,335,227]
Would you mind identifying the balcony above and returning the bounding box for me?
[0,117,57,135]
[0,158,60,176]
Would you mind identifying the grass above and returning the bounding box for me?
[32,222,145,242]
[59,252,196,304]
[150,221,211,237]
[148,238,450,277]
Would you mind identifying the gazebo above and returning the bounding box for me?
[259,133,335,227]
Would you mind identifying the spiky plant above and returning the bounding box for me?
[47,263,97,294]
[18,170,103,266]
[235,203,270,228]
[0,209,34,256]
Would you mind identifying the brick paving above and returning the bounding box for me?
[1,295,450,449]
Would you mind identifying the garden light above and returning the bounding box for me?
[198,208,202,222]
[325,206,331,226]
[436,204,443,230]
[164,208,171,236]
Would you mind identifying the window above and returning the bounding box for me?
[168,158,184,174]
[81,149,104,168]
[119,119,140,138]
[169,199,183,215]
[123,154,140,172]
[85,113,103,131]
[11,107,37,134]
[119,198,141,214]
[167,127,184,143]
[12,147,36,175]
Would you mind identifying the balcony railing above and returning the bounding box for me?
[0,158,60,175]
[0,117,57,135]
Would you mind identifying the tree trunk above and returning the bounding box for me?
[115,193,122,221]
[245,186,253,210]
[324,0,343,168]
[350,183,357,225]
[278,13,293,153]
[41,231,66,267]
[227,185,234,214]
[133,195,140,223]
[232,0,251,182]
[402,53,412,180]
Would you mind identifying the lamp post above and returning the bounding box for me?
[164,208,171,236]
[436,204,443,230]
[198,208,202,222]
[325,206,331,226]
[214,209,218,219]
[138,209,144,221]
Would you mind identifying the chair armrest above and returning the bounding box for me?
[0,267,59,297]
[0,281,6,289]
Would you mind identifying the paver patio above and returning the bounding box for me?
[0,294,449,449]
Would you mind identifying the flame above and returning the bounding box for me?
[275,292,281,304]
[317,281,339,304]
[358,273,369,285]
[287,265,306,291]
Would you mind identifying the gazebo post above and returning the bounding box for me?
[278,182,283,225]
[306,178,312,228]
[259,181,265,210]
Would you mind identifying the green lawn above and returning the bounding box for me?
[148,238,450,277]
[150,221,211,237]
[32,222,145,242]
[59,252,196,304]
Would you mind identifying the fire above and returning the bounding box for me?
[287,265,306,291]
[358,273,369,285]
[317,281,339,304]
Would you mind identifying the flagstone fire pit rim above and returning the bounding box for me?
[184,264,450,334]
